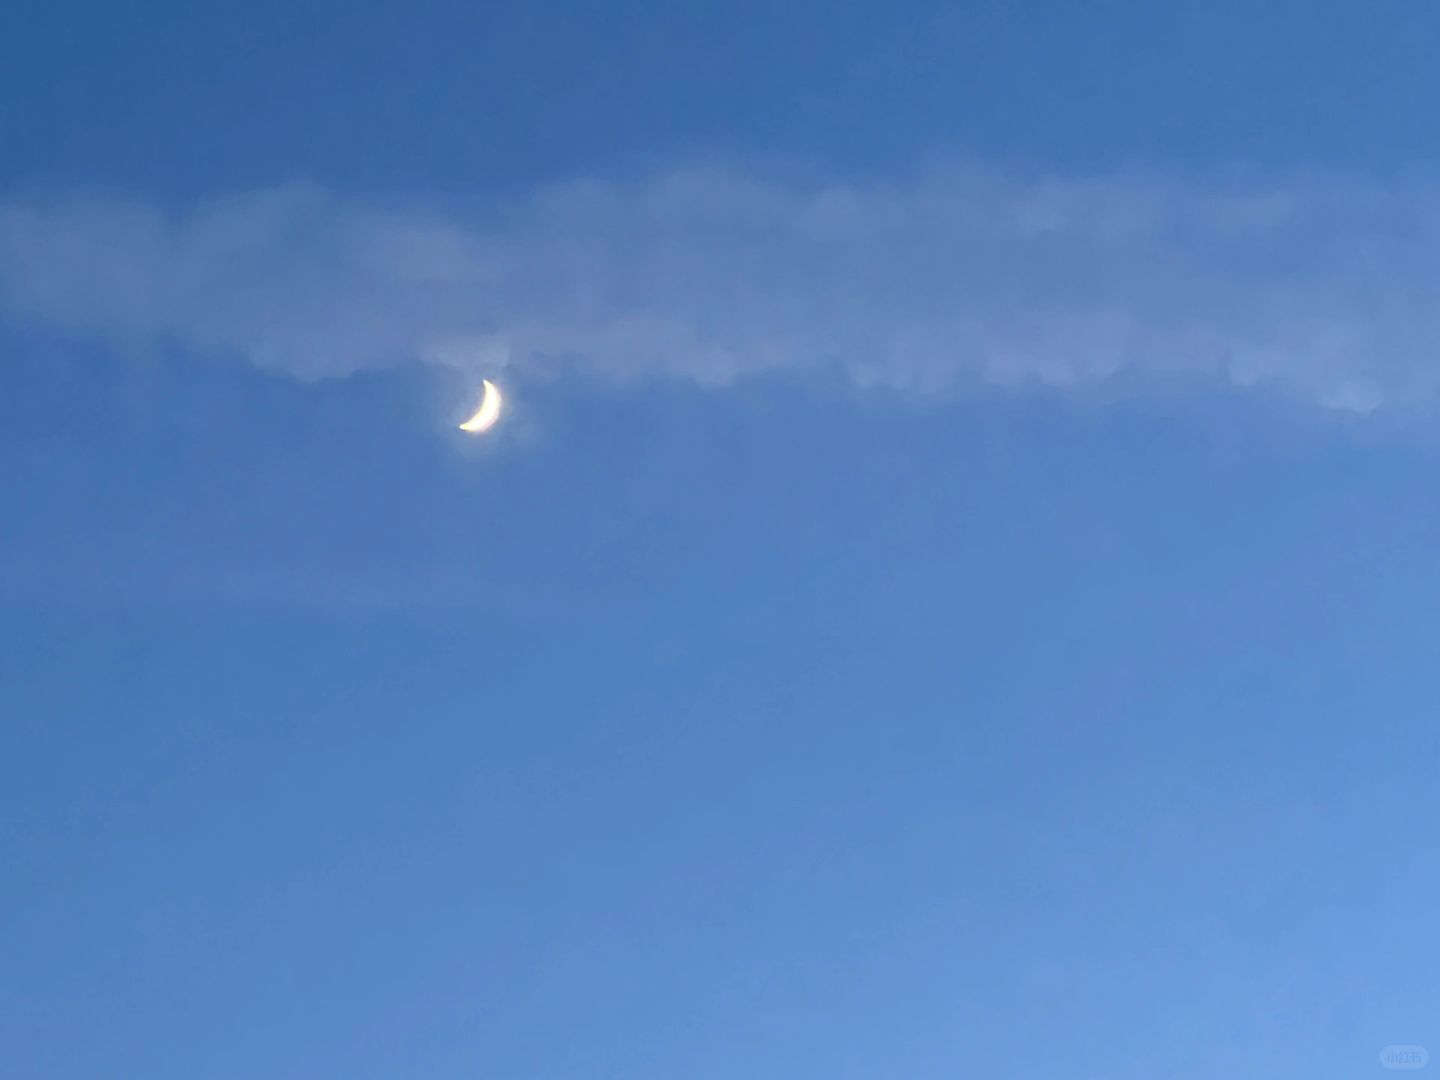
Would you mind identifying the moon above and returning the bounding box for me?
[458,379,503,433]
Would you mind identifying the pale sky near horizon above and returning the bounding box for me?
[5,3,1440,1078]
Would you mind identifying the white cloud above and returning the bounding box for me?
[3,167,1440,412]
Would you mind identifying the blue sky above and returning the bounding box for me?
[5,3,1440,1078]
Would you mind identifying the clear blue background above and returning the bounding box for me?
[7,0,1440,195]
[4,3,1440,1077]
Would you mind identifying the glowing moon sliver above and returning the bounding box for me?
[458,380,503,433]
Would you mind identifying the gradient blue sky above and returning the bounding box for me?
[4,3,1440,1078]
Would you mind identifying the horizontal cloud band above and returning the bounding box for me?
[2,167,1439,413]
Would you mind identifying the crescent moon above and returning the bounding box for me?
[458,379,503,433]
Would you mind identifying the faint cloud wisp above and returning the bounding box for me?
[3,167,1440,414]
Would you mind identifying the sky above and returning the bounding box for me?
[4,2,1440,1078]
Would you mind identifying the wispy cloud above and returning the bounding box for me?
[3,167,1439,413]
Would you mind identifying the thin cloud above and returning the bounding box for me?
[2,167,1439,413]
